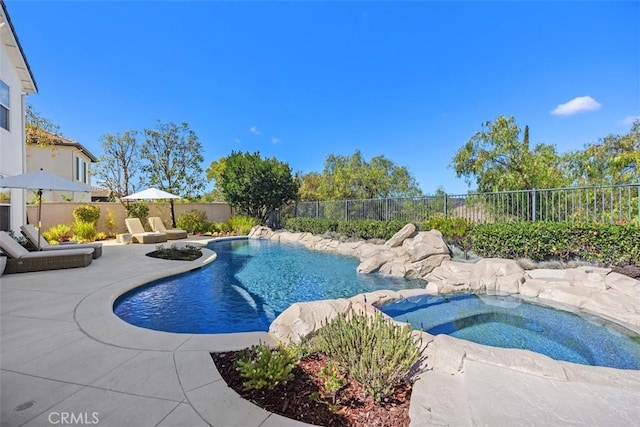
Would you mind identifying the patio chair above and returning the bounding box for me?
[0,231,93,273]
[124,218,168,244]
[20,224,103,259]
[148,217,188,240]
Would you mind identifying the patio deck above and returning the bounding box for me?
[1,238,639,426]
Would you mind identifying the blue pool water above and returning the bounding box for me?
[114,238,423,334]
[380,293,640,370]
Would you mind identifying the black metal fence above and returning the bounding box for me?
[292,184,640,225]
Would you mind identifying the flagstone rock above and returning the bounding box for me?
[384,223,418,248]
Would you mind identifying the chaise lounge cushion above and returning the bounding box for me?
[148,217,188,240]
[125,218,168,244]
[0,231,93,273]
[20,224,103,259]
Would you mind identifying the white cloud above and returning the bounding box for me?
[271,137,281,144]
[550,96,601,116]
[249,126,260,135]
[620,115,640,125]
[234,137,241,144]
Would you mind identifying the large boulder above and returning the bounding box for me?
[248,226,274,239]
[425,258,525,294]
[269,299,352,344]
[402,230,451,262]
[384,223,418,248]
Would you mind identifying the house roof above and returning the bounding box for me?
[29,130,99,163]
[0,0,38,93]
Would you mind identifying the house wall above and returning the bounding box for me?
[26,144,93,202]
[0,30,27,232]
[26,202,233,235]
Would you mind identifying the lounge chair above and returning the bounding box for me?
[124,218,168,244]
[0,231,93,273]
[20,224,103,259]
[148,217,188,240]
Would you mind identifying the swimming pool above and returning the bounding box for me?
[114,238,423,334]
[380,293,640,370]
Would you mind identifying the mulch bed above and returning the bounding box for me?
[611,263,640,280]
[145,248,202,261]
[211,352,411,427]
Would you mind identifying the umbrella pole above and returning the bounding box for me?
[37,189,42,250]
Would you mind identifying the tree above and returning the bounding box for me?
[217,151,299,224]
[565,120,640,185]
[314,151,422,200]
[298,172,324,201]
[25,103,61,146]
[450,116,567,192]
[203,157,227,202]
[141,121,206,226]
[93,130,141,208]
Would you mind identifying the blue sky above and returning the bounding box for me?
[7,1,639,195]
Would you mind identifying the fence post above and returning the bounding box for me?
[345,200,348,221]
[532,188,537,221]
[316,200,319,219]
[444,193,448,217]
[385,198,390,221]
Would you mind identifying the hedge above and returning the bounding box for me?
[284,218,407,240]
[471,221,640,265]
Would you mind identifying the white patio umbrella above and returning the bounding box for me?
[122,188,181,200]
[122,187,182,227]
[0,169,91,249]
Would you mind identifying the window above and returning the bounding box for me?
[0,80,9,131]
[75,156,88,184]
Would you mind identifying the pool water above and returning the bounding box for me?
[380,293,640,370]
[114,238,423,334]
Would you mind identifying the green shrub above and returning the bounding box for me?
[336,219,406,240]
[285,218,406,240]
[234,342,296,391]
[72,205,100,224]
[209,221,232,234]
[105,208,117,237]
[471,221,640,265]
[42,224,72,244]
[285,218,338,234]
[127,203,149,220]
[176,209,209,234]
[312,311,422,402]
[227,215,257,235]
[73,221,97,242]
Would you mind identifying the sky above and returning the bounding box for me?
[6,0,640,196]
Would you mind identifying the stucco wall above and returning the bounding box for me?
[26,202,233,235]
[0,33,27,230]
[26,144,93,203]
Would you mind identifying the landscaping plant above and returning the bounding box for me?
[312,311,422,402]
[176,209,209,234]
[234,342,296,391]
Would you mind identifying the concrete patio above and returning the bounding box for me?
[0,239,304,427]
[1,237,639,426]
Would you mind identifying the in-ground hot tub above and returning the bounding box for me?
[379,293,640,370]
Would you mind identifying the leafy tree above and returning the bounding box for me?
[565,120,640,185]
[141,121,206,226]
[298,172,324,201]
[315,151,422,200]
[93,130,141,208]
[25,103,61,146]
[451,116,567,192]
[203,157,227,202]
[217,151,299,224]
